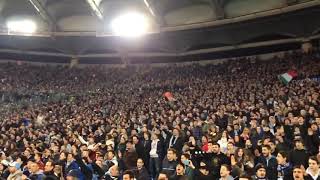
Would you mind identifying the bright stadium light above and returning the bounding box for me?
[7,19,37,34]
[111,12,149,37]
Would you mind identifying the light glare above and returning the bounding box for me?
[7,20,37,34]
[111,12,148,37]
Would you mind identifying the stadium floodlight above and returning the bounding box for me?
[7,19,37,34]
[111,12,149,37]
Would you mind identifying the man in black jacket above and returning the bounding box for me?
[135,158,149,180]
[290,139,309,168]
[132,135,145,160]
[206,142,230,179]
[162,148,178,178]
[252,164,267,180]
[104,164,119,180]
[43,160,59,180]
[122,141,139,171]
[166,128,184,153]
[258,145,277,180]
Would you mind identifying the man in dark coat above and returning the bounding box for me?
[43,160,59,180]
[162,148,178,178]
[135,158,150,180]
[257,145,277,180]
[123,141,139,171]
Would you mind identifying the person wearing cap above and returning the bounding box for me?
[7,162,23,180]
[194,161,214,180]
[252,164,267,180]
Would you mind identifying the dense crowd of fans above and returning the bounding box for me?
[0,50,320,180]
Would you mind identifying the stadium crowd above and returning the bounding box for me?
[0,50,320,180]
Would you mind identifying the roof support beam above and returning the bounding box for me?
[27,0,57,31]
[85,0,104,20]
[210,0,225,19]
[144,0,166,26]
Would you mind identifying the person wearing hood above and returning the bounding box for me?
[252,164,268,180]
[7,162,23,180]
[104,164,119,180]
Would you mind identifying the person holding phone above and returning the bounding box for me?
[180,153,195,180]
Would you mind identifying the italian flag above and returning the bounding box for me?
[279,70,298,84]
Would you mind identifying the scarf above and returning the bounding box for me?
[277,162,291,179]
[169,136,178,148]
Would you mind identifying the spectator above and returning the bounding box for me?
[292,166,306,180]
[162,148,178,178]
[220,164,234,180]
[276,151,293,180]
[135,158,149,180]
[171,162,188,180]
[142,132,151,169]
[123,170,135,180]
[65,153,79,175]
[149,133,163,179]
[306,156,320,180]
[194,161,214,180]
[43,160,59,180]
[207,142,231,179]
[122,141,138,171]
[34,152,45,171]
[290,139,309,168]
[104,164,119,180]
[7,162,22,180]
[258,145,277,180]
[158,172,169,180]
[29,162,45,180]
[252,164,267,180]
[133,135,145,160]
[180,153,195,180]
[166,128,184,153]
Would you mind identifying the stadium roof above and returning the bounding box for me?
[0,0,319,64]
